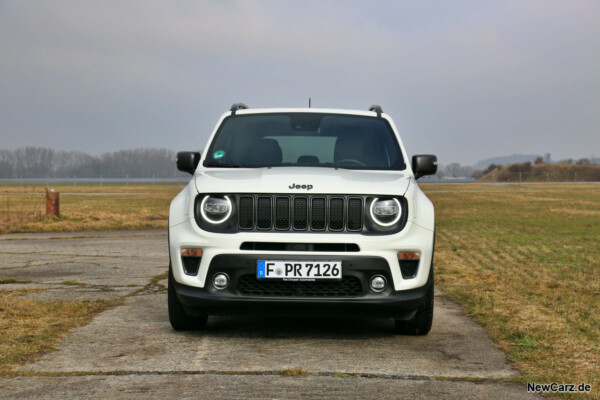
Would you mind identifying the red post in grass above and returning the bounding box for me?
[45,189,59,217]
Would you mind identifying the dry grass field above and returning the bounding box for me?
[1,182,599,396]
[0,183,185,234]
[424,183,600,394]
[0,291,119,373]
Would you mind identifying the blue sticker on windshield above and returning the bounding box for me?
[213,150,225,160]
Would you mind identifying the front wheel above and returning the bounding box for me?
[394,268,434,335]
[168,263,207,331]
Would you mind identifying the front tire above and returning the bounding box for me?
[168,263,207,331]
[394,266,434,335]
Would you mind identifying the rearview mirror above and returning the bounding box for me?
[412,155,438,180]
[176,152,201,175]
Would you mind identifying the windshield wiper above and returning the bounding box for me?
[203,162,244,168]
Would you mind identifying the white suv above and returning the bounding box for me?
[168,104,437,334]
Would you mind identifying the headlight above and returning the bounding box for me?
[200,195,232,224]
[370,198,402,226]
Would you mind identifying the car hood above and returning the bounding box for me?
[194,167,411,196]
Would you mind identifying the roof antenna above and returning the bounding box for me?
[309,97,311,108]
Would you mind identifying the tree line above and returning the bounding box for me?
[436,157,599,180]
[0,147,189,178]
[1,147,597,179]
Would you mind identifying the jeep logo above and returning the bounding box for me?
[289,183,313,190]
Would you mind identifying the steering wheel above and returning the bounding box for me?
[336,158,367,167]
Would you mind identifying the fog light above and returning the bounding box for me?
[212,273,229,290]
[370,275,387,292]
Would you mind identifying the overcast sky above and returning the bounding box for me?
[1,1,599,165]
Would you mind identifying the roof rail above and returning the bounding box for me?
[230,103,248,115]
[369,105,383,117]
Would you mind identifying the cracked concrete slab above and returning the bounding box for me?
[0,230,541,399]
[1,375,540,400]
[23,286,137,301]
[0,230,167,301]
[20,293,517,379]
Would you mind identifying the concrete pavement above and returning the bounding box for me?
[0,231,540,399]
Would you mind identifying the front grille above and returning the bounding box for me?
[238,195,364,232]
[237,275,362,297]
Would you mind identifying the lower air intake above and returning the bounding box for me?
[237,275,362,297]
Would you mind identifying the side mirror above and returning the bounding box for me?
[176,151,201,175]
[412,155,438,180]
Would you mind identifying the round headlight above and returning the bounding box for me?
[200,195,232,224]
[370,198,402,226]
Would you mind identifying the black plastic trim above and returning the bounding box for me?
[181,256,201,276]
[230,103,248,115]
[369,104,383,117]
[400,259,420,279]
[174,254,430,317]
[240,242,360,252]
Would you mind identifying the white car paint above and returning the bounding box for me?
[169,108,435,292]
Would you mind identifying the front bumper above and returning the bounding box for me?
[169,217,435,292]
[174,254,430,319]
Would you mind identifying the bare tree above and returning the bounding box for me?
[0,147,188,178]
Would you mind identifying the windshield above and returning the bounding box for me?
[204,113,405,170]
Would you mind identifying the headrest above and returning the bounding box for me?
[247,138,282,166]
[297,155,320,166]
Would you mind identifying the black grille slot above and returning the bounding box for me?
[238,196,254,229]
[256,197,272,229]
[347,198,363,231]
[237,275,362,297]
[240,242,360,252]
[311,197,326,230]
[293,197,308,230]
[329,198,344,231]
[275,197,290,230]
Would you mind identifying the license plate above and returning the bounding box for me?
[257,260,342,280]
